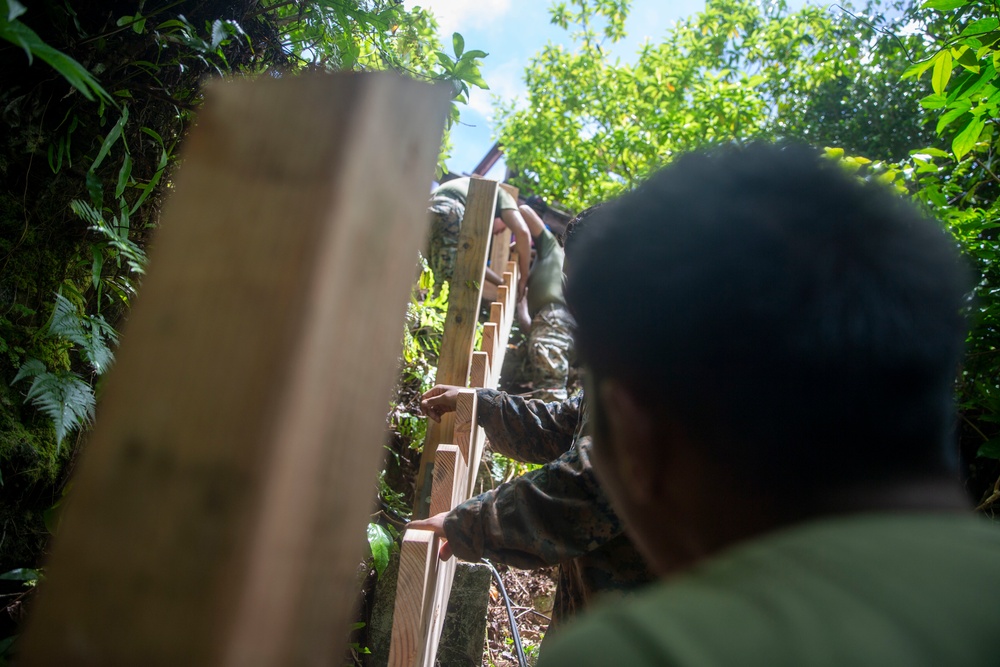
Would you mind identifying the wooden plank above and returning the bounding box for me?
[18,73,449,667]
[452,391,479,462]
[469,351,490,389]
[481,322,498,372]
[490,302,504,331]
[413,178,497,517]
[388,530,437,667]
[429,445,465,516]
[490,230,511,276]
[422,445,468,667]
[496,284,509,313]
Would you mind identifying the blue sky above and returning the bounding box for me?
[406,0,709,177]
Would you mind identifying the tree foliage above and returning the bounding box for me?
[498,0,937,211]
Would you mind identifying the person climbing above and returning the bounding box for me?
[514,200,588,401]
[536,143,1000,667]
[426,176,530,302]
[409,206,655,641]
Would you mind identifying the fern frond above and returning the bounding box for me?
[49,292,88,345]
[71,199,148,275]
[47,292,118,374]
[12,358,46,385]
[24,368,95,450]
[82,313,117,373]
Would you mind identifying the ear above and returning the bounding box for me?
[598,379,659,504]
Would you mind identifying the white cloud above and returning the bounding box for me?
[409,0,513,38]
[466,59,527,121]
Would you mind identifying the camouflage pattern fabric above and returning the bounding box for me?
[427,195,464,289]
[527,303,575,402]
[443,389,655,633]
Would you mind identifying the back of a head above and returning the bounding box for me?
[566,144,970,493]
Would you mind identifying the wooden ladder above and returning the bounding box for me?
[389,178,521,667]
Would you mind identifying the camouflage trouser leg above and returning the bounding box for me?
[426,196,464,292]
[527,303,575,402]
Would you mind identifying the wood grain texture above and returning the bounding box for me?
[429,445,464,517]
[452,390,478,462]
[413,178,497,516]
[481,322,498,373]
[388,530,437,667]
[469,351,490,389]
[18,73,449,667]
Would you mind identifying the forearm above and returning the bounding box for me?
[443,439,626,568]
[475,388,580,463]
[484,266,503,285]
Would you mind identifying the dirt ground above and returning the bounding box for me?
[482,565,558,667]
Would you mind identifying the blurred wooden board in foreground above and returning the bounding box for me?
[19,72,450,667]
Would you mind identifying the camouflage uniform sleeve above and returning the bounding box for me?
[442,437,625,569]
[475,388,581,464]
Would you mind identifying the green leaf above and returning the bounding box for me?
[115,153,132,199]
[952,117,984,158]
[976,438,1000,459]
[367,523,392,579]
[0,10,111,103]
[91,244,104,290]
[911,146,952,158]
[932,50,953,95]
[920,93,948,109]
[961,18,999,37]
[923,0,969,10]
[902,57,937,80]
[90,106,129,173]
[0,568,38,581]
[936,99,971,133]
[452,32,464,58]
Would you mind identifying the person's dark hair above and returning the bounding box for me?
[566,144,970,492]
[526,194,548,214]
[563,203,604,257]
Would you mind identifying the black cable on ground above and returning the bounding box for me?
[483,558,528,667]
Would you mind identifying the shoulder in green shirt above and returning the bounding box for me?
[538,514,1000,667]
[431,177,517,216]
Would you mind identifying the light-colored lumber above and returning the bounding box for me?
[469,351,490,389]
[422,445,469,664]
[413,178,497,517]
[452,391,479,462]
[19,72,449,667]
[429,444,466,517]
[496,285,509,315]
[481,322,498,373]
[388,530,438,667]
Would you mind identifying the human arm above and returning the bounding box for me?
[499,207,532,300]
[421,386,580,463]
[484,266,503,286]
[518,204,548,238]
[405,512,453,560]
[442,438,627,568]
[475,388,580,463]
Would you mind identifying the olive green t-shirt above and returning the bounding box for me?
[431,177,518,216]
[538,514,1000,667]
[526,228,566,317]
